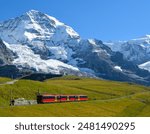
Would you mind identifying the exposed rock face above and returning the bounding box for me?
[0,39,16,65]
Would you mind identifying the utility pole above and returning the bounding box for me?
[37,89,40,95]
[10,88,13,106]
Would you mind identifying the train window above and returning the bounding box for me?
[50,96,55,99]
[43,96,47,99]
[69,96,75,98]
[80,96,87,98]
[43,96,55,99]
[61,96,67,98]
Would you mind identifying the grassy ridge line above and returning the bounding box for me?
[0,76,150,116]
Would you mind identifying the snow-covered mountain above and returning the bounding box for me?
[105,35,150,72]
[0,10,150,85]
[0,10,81,75]
[139,61,150,72]
[105,35,150,64]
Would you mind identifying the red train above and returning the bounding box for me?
[37,94,88,104]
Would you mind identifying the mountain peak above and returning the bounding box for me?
[144,34,150,38]
[27,9,40,14]
[24,9,43,18]
[25,9,63,26]
[0,10,80,44]
[132,34,150,41]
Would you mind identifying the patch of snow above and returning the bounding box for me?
[3,41,11,49]
[129,35,150,45]
[65,25,79,38]
[104,41,126,52]
[48,45,75,61]
[114,66,123,72]
[139,61,150,72]
[46,15,64,26]
[48,46,68,60]
[88,39,96,45]
[24,31,37,41]
[30,41,46,50]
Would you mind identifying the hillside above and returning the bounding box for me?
[0,76,150,117]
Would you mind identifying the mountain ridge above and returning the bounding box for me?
[104,35,150,72]
[0,10,150,85]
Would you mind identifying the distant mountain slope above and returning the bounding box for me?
[105,35,150,73]
[105,35,150,64]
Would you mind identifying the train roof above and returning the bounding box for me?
[37,94,87,96]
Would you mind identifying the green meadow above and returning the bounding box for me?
[0,75,150,117]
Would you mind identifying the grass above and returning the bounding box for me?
[0,77,11,83]
[0,75,150,117]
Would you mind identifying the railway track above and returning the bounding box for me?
[0,90,149,109]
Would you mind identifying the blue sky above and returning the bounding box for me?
[0,0,150,41]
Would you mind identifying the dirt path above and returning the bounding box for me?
[88,90,150,102]
[0,73,33,86]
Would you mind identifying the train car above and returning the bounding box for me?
[78,95,88,101]
[37,94,56,103]
[37,94,88,104]
[69,95,77,101]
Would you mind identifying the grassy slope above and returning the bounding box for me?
[0,76,150,117]
[0,77,11,83]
